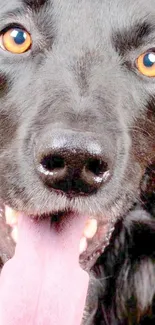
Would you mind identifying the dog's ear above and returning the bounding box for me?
[115,210,155,323]
[90,209,155,324]
[116,257,155,323]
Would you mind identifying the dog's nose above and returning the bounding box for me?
[34,132,111,196]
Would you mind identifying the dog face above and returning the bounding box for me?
[0,0,154,221]
[0,0,154,323]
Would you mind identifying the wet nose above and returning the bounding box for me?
[34,132,112,196]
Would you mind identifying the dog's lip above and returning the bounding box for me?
[79,219,115,271]
[0,205,16,266]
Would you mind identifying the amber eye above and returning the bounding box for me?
[136,51,155,77]
[0,27,32,54]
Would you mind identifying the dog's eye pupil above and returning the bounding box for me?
[11,29,27,45]
[143,53,155,67]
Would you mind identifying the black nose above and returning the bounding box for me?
[34,132,112,196]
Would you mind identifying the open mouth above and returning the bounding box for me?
[4,205,115,270]
[0,204,115,325]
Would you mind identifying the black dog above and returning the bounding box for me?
[0,0,154,324]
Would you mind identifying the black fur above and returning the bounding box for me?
[85,194,155,324]
[0,0,154,324]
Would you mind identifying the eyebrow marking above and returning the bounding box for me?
[112,21,154,55]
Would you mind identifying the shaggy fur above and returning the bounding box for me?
[83,173,155,324]
[0,0,154,324]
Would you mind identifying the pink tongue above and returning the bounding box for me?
[0,213,89,324]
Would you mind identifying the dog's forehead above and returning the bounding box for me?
[0,0,154,26]
[44,0,155,27]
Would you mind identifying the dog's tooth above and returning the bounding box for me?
[83,219,97,239]
[11,226,18,243]
[79,236,87,254]
[5,206,19,226]
[94,251,100,259]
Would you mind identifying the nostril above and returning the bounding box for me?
[85,158,108,176]
[40,155,65,173]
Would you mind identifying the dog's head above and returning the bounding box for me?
[0,0,154,324]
